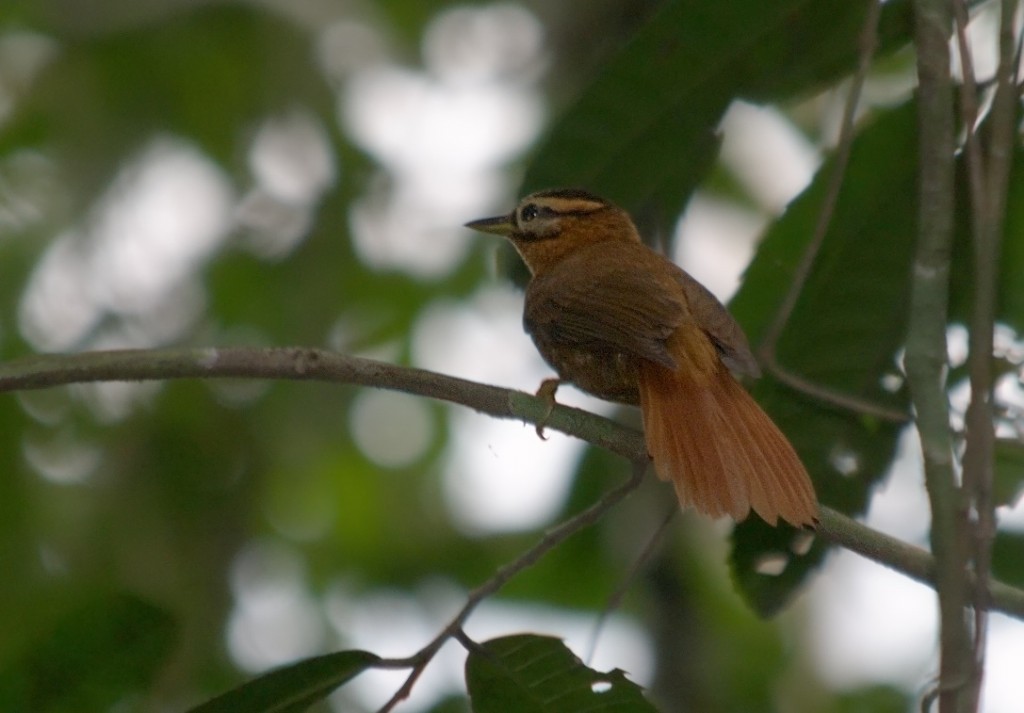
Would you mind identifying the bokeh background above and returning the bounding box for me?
[1,0,1023,711]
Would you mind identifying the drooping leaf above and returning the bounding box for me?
[522,0,912,227]
[465,634,657,713]
[727,101,918,615]
[187,649,381,713]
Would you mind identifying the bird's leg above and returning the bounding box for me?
[534,378,562,440]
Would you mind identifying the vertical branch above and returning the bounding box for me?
[957,0,1018,708]
[908,1,974,711]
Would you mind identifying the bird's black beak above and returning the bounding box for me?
[464,213,514,236]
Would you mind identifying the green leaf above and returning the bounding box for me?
[992,530,1024,589]
[949,148,1024,333]
[727,101,918,615]
[994,439,1024,509]
[835,683,911,713]
[998,157,1024,330]
[465,634,657,713]
[187,649,381,713]
[0,593,176,713]
[727,99,1024,614]
[521,0,911,226]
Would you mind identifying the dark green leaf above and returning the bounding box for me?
[998,157,1024,330]
[949,147,1024,333]
[994,439,1024,509]
[992,530,1024,589]
[728,101,918,615]
[728,100,1024,615]
[835,683,911,713]
[188,649,381,713]
[465,634,657,713]
[522,0,911,227]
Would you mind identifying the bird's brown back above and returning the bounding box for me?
[523,239,758,402]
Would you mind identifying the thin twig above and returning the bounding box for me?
[757,0,905,424]
[951,8,991,699]
[1015,16,1024,86]
[375,462,647,712]
[763,368,907,422]
[952,0,984,205]
[586,504,677,665]
[955,0,1018,708]
[451,627,483,655]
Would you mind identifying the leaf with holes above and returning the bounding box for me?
[728,99,1024,614]
[465,634,657,713]
[187,650,380,713]
[727,101,918,615]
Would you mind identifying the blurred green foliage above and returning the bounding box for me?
[0,0,1022,712]
[0,593,175,712]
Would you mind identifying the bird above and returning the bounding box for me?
[465,188,818,528]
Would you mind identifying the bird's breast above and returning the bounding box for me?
[530,337,641,405]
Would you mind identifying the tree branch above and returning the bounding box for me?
[816,508,1024,618]
[2,347,1024,620]
[953,0,1017,707]
[909,0,975,709]
[757,0,906,425]
[0,347,647,462]
[374,462,648,712]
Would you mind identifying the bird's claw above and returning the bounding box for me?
[534,378,561,440]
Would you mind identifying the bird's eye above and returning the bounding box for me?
[519,204,540,223]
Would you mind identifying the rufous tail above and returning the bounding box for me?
[637,360,818,527]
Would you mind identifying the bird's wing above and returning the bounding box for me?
[524,241,761,378]
[523,244,687,370]
[672,268,761,378]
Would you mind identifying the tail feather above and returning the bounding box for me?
[637,360,818,527]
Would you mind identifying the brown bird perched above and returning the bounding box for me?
[466,188,818,527]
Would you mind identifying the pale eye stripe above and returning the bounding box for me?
[540,198,606,214]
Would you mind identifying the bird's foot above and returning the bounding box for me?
[534,378,562,440]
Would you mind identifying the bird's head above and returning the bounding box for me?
[465,188,641,275]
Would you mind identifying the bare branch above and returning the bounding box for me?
[0,346,648,463]
[815,508,1024,618]
[910,0,975,709]
[2,346,1023,619]
[955,0,1018,707]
